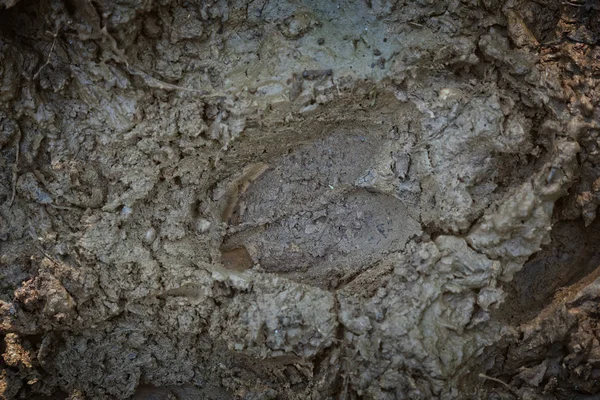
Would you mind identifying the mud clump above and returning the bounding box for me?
[0,0,600,399]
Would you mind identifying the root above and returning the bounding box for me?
[125,65,211,96]
[12,25,60,208]
[8,126,21,208]
[97,24,217,97]
[33,24,61,80]
[478,373,515,393]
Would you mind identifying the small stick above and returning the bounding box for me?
[48,203,76,211]
[478,373,514,392]
[302,69,333,80]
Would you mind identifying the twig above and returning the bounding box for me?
[33,24,61,80]
[478,373,514,392]
[48,203,76,211]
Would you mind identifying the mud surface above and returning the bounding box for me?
[0,0,600,399]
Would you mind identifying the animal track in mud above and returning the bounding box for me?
[219,128,421,289]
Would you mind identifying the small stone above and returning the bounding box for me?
[120,206,133,219]
[196,219,211,233]
[55,243,68,255]
[374,309,385,322]
[143,228,157,244]
[317,37,325,45]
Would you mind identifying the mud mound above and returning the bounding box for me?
[0,0,599,399]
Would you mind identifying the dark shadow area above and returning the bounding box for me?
[496,217,600,326]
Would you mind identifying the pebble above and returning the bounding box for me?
[143,227,157,244]
[120,206,133,219]
[196,219,211,233]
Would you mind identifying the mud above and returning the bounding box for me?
[0,0,600,399]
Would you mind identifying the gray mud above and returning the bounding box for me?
[0,0,600,399]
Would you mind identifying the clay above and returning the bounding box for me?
[0,0,599,399]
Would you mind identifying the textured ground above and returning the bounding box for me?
[0,0,600,399]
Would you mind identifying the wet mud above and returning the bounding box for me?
[0,0,600,399]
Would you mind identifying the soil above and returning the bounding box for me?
[0,0,599,399]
